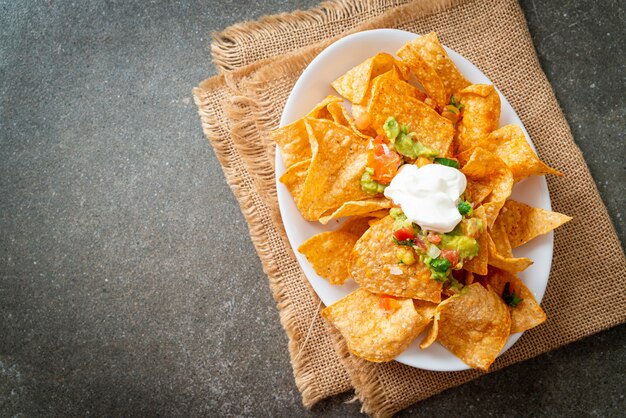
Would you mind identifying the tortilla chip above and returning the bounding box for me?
[473,125,563,182]
[484,267,547,334]
[366,209,391,219]
[338,216,376,237]
[327,101,350,126]
[350,216,442,302]
[396,32,470,110]
[486,231,533,274]
[326,101,373,140]
[461,148,514,228]
[455,84,501,153]
[298,231,359,285]
[367,76,455,156]
[489,219,513,257]
[370,71,426,104]
[318,198,391,224]
[279,159,310,202]
[270,96,344,168]
[495,200,572,248]
[270,119,311,169]
[351,66,422,125]
[419,304,445,349]
[297,118,371,221]
[331,53,409,105]
[462,206,489,275]
[354,70,428,137]
[322,289,435,362]
[308,95,344,120]
[425,283,511,370]
[464,179,493,206]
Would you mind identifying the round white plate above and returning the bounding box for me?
[275,29,552,371]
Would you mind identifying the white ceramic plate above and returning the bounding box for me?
[275,29,553,371]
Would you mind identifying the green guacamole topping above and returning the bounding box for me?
[440,234,480,261]
[383,117,439,160]
[360,167,386,195]
[383,117,400,140]
[383,116,439,160]
[389,209,482,286]
[389,207,412,231]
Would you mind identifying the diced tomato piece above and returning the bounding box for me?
[427,232,441,244]
[413,236,427,251]
[367,140,401,184]
[379,295,400,311]
[440,249,459,267]
[393,227,415,242]
[373,134,386,145]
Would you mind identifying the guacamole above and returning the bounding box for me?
[383,117,439,160]
[360,167,386,195]
[390,208,481,285]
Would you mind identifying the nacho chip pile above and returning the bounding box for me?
[272,32,572,371]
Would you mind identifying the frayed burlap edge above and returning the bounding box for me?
[193,77,353,406]
[210,0,473,74]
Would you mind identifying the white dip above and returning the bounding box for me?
[384,164,467,233]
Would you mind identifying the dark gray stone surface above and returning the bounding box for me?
[0,0,623,416]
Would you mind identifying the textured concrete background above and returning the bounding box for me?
[0,0,624,416]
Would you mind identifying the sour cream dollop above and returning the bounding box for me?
[384,164,467,233]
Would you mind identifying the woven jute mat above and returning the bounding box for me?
[193,0,626,416]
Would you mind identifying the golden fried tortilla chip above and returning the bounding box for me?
[297,118,371,221]
[322,289,435,362]
[354,70,428,137]
[425,283,511,370]
[370,71,426,104]
[396,32,469,110]
[270,119,311,169]
[473,125,563,182]
[318,198,391,224]
[350,216,442,302]
[489,219,513,257]
[326,101,372,140]
[486,231,533,274]
[495,200,572,248]
[331,53,409,105]
[308,95,344,120]
[279,159,310,203]
[327,101,349,126]
[351,70,397,124]
[484,267,547,334]
[338,216,375,237]
[270,96,344,168]
[464,179,493,206]
[461,148,514,228]
[455,84,501,153]
[367,77,455,156]
[366,209,391,219]
[462,206,489,275]
[298,231,359,285]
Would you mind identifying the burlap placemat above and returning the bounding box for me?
[193,0,626,416]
